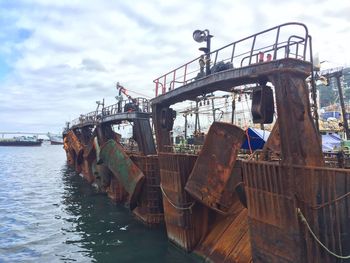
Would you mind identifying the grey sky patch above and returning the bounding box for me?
[325,7,350,19]
[80,58,107,72]
[116,2,158,29]
[74,81,108,93]
[37,36,82,54]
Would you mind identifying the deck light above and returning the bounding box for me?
[193,30,207,43]
[193,29,213,76]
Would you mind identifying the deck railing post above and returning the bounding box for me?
[155,80,159,97]
[163,76,166,94]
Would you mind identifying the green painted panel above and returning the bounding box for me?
[100,139,144,206]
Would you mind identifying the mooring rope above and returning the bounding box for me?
[311,191,350,210]
[159,184,196,211]
[297,208,350,259]
[295,191,350,210]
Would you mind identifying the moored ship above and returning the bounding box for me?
[62,22,350,263]
[0,136,42,146]
[47,133,64,145]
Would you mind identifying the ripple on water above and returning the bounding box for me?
[0,145,201,262]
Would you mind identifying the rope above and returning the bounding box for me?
[295,191,350,210]
[311,191,350,210]
[125,88,152,99]
[245,129,253,154]
[159,184,196,211]
[297,208,350,259]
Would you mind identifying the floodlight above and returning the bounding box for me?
[193,30,207,43]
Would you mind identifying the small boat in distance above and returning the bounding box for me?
[47,133,64,145]
[0,136,42,146]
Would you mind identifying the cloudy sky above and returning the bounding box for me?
[0,0,349,133]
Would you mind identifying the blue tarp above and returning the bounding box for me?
[241,128,270,150]
[322,133,342,152]
[321,111,341,120]
[241,128,342,152]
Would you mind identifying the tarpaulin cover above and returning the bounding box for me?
[241,128,342,153]
[241,128,270,150]
[322,133,342,152]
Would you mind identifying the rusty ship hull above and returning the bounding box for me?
[63,22,350,263]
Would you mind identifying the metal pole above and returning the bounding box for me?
[231,95,236,124]
[198,115,201,133]
[206,36,211,75]
[336,73,350,139]
[195,101,199,134]
[211,97,215,122]
[118,88,122,113]
[184,114,188,139]
[311,71,320,133]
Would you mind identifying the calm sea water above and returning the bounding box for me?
[0,143,201,263]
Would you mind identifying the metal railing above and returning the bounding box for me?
[70,97,150,127]
[71,110,100,127]
[153,22,311,97]
[101,97,150,117]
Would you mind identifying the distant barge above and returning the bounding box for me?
[48,133,64,145]
[0,136,42,146]
[63,23,350,263]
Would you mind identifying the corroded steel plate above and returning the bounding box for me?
[66,130,84,159]
[185,122,245,213]
[99,139,144,208]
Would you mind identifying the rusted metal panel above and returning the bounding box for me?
[93,137,102,164]
[64,136,75,166]
[241,70,327,262]
[64,136,76,167]
[152,104,172,152]
[65,130,84,173]
[211,210,251,263]
[130,154,164,226]
[66,130,84,159]
[132,119,157,155]
[185,122,245,213]
[83,139,96,163]
[63,136,69,152]
[193,160,252,262]
[91,160,111,193]
[243,160,350,263]
[195,202,252,263]
[81,159,94,183]
[259,120,281,161]
[269,73,324,166]
[99,139,145,208]
[81,142,95,183]
[293,165,350,263]
[96,123,120,146]
[243,161,304,263]
[65,150,75,167]
[159,152,207,252]
[107,176,128,203]
[218,161,245,210]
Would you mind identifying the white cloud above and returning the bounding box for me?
[0,0,349,132]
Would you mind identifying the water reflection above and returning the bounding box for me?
[0,145,200,263]
[59,165,200,263]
